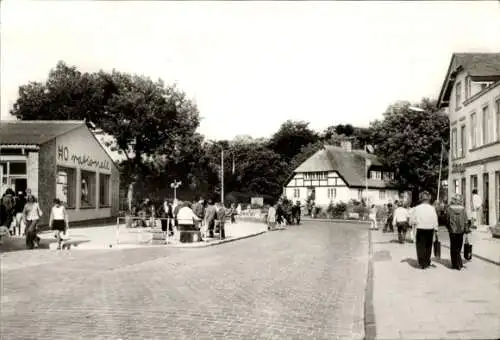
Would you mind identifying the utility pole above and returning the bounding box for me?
[221,148,224,206]
[170,180,182,201]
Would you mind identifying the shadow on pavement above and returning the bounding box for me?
[400,258,421,269]
[433,256,453,269]
[0,237,91,253]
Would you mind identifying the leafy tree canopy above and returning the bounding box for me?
[369,98,449,200]
[267,120,319,162]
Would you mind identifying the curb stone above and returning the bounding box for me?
[363,227,376,340]
[302,218,371,225]
[440,242,500,266]
[168,231,266,248]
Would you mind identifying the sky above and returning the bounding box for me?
[1,1,500,141]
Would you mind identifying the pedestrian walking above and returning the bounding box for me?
[369,205,378,230]
[49,198,69,250]
[23,194,43,249]
[392,201,409,243]
[14,191,27,236]
[409,191,439,269]
[292,201,301,225]
[443,194,470,270]
[267,203,277,230]
[215,202,226,239]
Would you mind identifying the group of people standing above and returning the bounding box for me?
[380,191,471,271]
[132,197,240,242]
[266,198,302,230]
[1,188,70,250]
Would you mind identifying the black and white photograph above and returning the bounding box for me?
[1,1,499,339]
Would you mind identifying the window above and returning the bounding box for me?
[451,128,457,159]
[496,98,500,141]
[379,190,386,200]
[327,187,336,199]
[304,172,327,180]
[461,178,466,198]
[293,188,300,198]
[99,173,111,207]
[483,105,491,144]
[9,162,26,175]
[358,189,363,200]
[56,167,76,208]
[455,81,462,109]
[371,171,382,180]
[454,179,459,194]
[460,124,466,157]
[465,77,470,99]
[80,170,96,208]
[0,161,27,193]
[470,113,477,148]
[496,171,500,222]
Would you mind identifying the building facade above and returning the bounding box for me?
[437,53,500,227]
[0,121,120,225]
[283,141,407,206]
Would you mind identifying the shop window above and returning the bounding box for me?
[99,173,111,207]
[56,167,76,208]
[81,170,96,208]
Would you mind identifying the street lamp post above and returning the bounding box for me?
[220,148,224,206]
[170,180,182,201]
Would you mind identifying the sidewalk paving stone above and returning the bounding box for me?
[371,230,500,340]
[437,227,500,265]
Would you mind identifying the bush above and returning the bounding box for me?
[327,201,348,219]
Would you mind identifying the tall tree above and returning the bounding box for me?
[268,120,319,162]
[369,98,449,202]
[11,61,201,181]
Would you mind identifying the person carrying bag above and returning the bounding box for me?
[464,234,473,261]
[443,194,470,270]
[433,231,441,259]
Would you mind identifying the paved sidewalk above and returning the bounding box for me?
[371,230,500,339]
[437,227,500,265]
[41,221,266,250]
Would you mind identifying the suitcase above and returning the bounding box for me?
[433,232,441,258]
[464,235,473,261]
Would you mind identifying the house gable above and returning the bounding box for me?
[54,125,118,174]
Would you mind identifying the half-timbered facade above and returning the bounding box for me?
[284,142,404,206]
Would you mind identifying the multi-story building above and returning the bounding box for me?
[437,53,500,227]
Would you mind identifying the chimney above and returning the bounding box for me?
[340,140,352,152]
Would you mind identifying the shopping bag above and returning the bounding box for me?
[464,235,473,261]
[433,232,441,258]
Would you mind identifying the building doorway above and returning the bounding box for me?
[13,178,27,194]
[483,173,489,225]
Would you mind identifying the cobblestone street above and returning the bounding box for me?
[1,222,369,339]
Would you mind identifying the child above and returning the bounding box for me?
[49,198,69,250]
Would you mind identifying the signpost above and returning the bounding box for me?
[170,180,182,201]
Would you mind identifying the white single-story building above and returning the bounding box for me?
[0,120,120,225]
[283,141,408,206]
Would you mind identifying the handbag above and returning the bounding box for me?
[433,231,441,258]
[464,235,473,261]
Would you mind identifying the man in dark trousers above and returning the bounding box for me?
[204,200,217,238]
[216,202,226,239]
[292,200,302,225]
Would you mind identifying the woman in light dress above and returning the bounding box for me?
[23,195,43,249]
[369,204,378,230]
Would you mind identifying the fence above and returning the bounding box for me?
[115,216,226,245]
